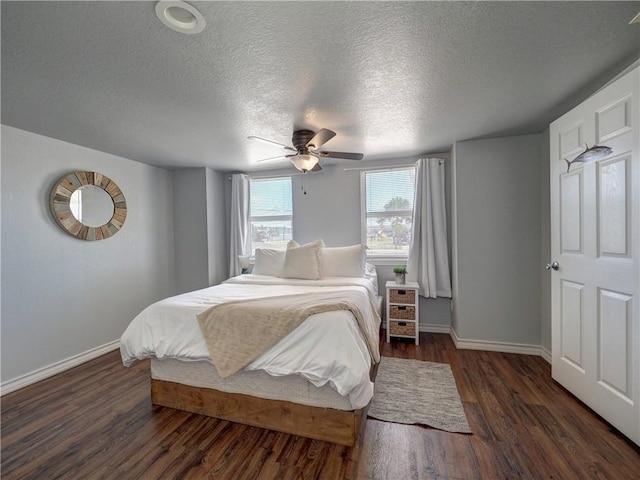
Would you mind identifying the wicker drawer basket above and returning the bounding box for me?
[389,288,416,304]
[389,305,416,320]
[389,320,416,336]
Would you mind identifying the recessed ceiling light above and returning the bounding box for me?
[155,1,206,34]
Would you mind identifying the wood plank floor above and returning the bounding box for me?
[2,333,639,479]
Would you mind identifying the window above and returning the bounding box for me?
[250,177,292,254]
[362,166,416,257]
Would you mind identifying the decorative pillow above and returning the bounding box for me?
[252,248,286,277]
[322,244,365,278]
[281,239,324,280]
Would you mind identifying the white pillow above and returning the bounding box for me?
[364,262,379,295]
[252,248,285,277]
[322,244,365,278]
[281,239,324,280]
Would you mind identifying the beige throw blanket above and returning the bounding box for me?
[196,289,381,378]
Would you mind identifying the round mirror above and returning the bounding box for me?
[50,171,127,240]
[70,185,115,227]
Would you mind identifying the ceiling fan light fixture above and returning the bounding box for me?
[249,128,363,172]
[291,154,319,172]
[155,1,206,34]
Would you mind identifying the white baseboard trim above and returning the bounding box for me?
[540,346,552,364]
[1,340,120,396]
[419,324,452,334]
[450,328,547,358]
[3,329,550,396]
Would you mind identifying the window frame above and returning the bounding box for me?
[360,166,416,261]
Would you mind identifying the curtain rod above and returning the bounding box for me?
[251,172,306,179]
[343,163,416,172]
[343,158,445,172]
[227,172,306,180]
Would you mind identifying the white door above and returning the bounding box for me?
[549,66,639,446]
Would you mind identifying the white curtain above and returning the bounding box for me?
[407,158,452,298]
[229,173,250,277]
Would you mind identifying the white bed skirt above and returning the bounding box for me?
[151,358,355,411]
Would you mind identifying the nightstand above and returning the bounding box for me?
[385,280,420,345]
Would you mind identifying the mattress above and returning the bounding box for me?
[151,358,354,410]
[150,294,383,411]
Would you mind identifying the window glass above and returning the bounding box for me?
[363,167,415,256]
[250,177,292,254]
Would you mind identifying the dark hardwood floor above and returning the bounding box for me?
[2,333,639,479]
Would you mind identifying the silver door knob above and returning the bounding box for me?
[545,261,559,271]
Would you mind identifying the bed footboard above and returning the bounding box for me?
[151,379,367,446]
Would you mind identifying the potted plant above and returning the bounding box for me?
[393,265,407,285]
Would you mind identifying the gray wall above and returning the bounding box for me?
[0,123,549,388]
[206,168,229,286]
[291,166,362,246]
[173,168,229,294]
[1,125,176,384]
[173,169,209,293]
[452,134,543,345]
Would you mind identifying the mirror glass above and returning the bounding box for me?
[70,185,115,227]
[51,171,127,241]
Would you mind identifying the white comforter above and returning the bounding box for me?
[120,275,380,409]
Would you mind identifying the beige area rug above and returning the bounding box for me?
[368,357,472,433]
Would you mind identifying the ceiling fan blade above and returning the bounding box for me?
[316,151,364,161]
[255,154,296,163]
[306,129,336,149]
[311,163,323,172]
[248,135,296,152]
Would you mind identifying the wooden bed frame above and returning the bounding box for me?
[151,363,378,447]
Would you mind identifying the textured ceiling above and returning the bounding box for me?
[2,1,639,172]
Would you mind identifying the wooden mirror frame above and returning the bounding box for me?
[50,171,127,240]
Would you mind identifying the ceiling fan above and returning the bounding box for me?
[248,129,364,173]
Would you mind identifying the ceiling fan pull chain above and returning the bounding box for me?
[301,175,307,195]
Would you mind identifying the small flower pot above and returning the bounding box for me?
[395,273,406,285]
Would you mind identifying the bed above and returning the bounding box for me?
[120,242,382,446]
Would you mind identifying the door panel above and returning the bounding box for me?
[550,66,639,446]
[560,122,584,155]
[597,95,632,142]
[560,173,583,253]
[597,155,630,257]
[598,288,632,401]
[560,280,584,370]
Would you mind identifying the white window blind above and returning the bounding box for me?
[250,177,292,254]
[362,167,416,256]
